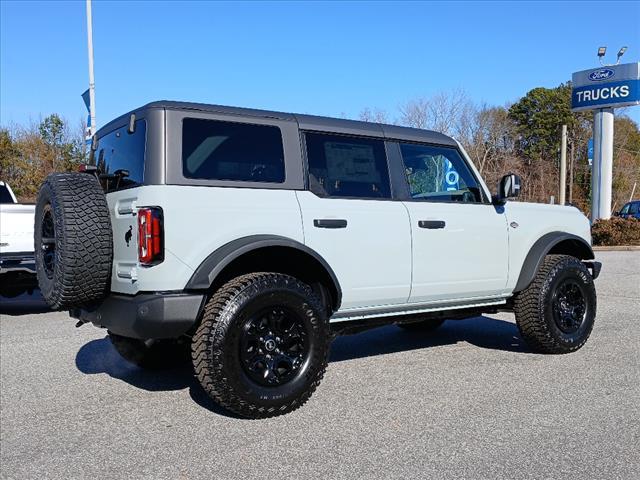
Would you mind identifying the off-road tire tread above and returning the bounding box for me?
[192,272,329,419]
[514,254,595,354]
[35,173,112,309]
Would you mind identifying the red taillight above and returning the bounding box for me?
[138,207,164,266]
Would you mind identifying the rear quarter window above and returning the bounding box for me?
[182,118,285,183]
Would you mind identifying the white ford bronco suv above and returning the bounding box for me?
[34,101,601,418]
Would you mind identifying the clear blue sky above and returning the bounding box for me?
[1,0,639,129]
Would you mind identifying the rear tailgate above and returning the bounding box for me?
[107,191,140,294]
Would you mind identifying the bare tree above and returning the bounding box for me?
[358,107,389,124]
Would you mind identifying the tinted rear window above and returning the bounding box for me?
[305,132,391,199]
[94,120,146,191]
[182,118,285,183]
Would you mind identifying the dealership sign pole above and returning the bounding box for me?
[85,0,96,138]
[571,60,639,221]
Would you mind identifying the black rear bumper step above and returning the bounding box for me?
[70,292,205,340]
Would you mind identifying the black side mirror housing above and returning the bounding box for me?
[493,173,521,205]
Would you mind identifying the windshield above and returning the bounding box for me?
[92,120,146,192]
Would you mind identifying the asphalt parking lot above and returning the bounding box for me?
[1,250,638,479]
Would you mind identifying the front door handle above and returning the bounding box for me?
[418,220,445,229]
[314,219,347,229]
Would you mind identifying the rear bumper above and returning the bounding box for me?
[70,292,205,339]
[0,251,35,274]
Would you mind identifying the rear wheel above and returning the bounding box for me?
[514,254,596,354]
[192,273,330,419]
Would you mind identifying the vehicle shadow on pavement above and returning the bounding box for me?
[74,336,244,419]
[73,315,526,416]
[330,315,527,362]
[0,290,50,315]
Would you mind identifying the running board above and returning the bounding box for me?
[330,297,508,324]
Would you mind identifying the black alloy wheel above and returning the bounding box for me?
[192,272,330,419]
[40,205,56,280]
[551,279,587,334]
[239,306,310,387]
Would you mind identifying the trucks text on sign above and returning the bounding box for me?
[571,62,640,112]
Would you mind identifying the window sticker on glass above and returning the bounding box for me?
[324,142,382,184]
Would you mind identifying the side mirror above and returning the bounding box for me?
[494,173,521,204]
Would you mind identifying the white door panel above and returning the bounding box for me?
[296,191,411,310]
[405,202,509,302]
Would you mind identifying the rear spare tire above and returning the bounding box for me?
[35,173,112,310]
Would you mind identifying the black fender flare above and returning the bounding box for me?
[513,232,595,292]
[185,235,342,310]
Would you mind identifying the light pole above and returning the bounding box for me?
[86,0,96,137]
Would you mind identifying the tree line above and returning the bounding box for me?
[1,83,639,213]
[360,83,640,214]
[0,114,87,202]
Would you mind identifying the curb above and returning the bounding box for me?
[593,245,640,251]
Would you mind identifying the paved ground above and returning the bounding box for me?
[1,251,638,479]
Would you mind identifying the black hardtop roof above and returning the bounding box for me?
[98,100,458,146]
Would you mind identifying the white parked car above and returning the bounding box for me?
[33,101,601,418]
[0,181,37,297]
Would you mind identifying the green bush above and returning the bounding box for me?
[591,217,640,246]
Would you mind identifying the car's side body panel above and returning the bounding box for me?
[295,190,412,310]
[402,201,510,303]
[107,185,305,295]
[503,202,592,292]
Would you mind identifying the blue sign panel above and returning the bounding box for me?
[572,79,640,110]
[571,62,640,112]
[587,138,593,167]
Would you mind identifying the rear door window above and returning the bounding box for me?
[182,118,285,183]
[304,132,391,199]
[94,120,146,191]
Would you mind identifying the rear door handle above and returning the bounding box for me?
[418,220,446,229]
[314,219,347,229]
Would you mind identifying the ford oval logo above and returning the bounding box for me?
[589,69,615,81]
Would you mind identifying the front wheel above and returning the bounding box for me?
[514,255,596,354]
[192,273,330,419]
